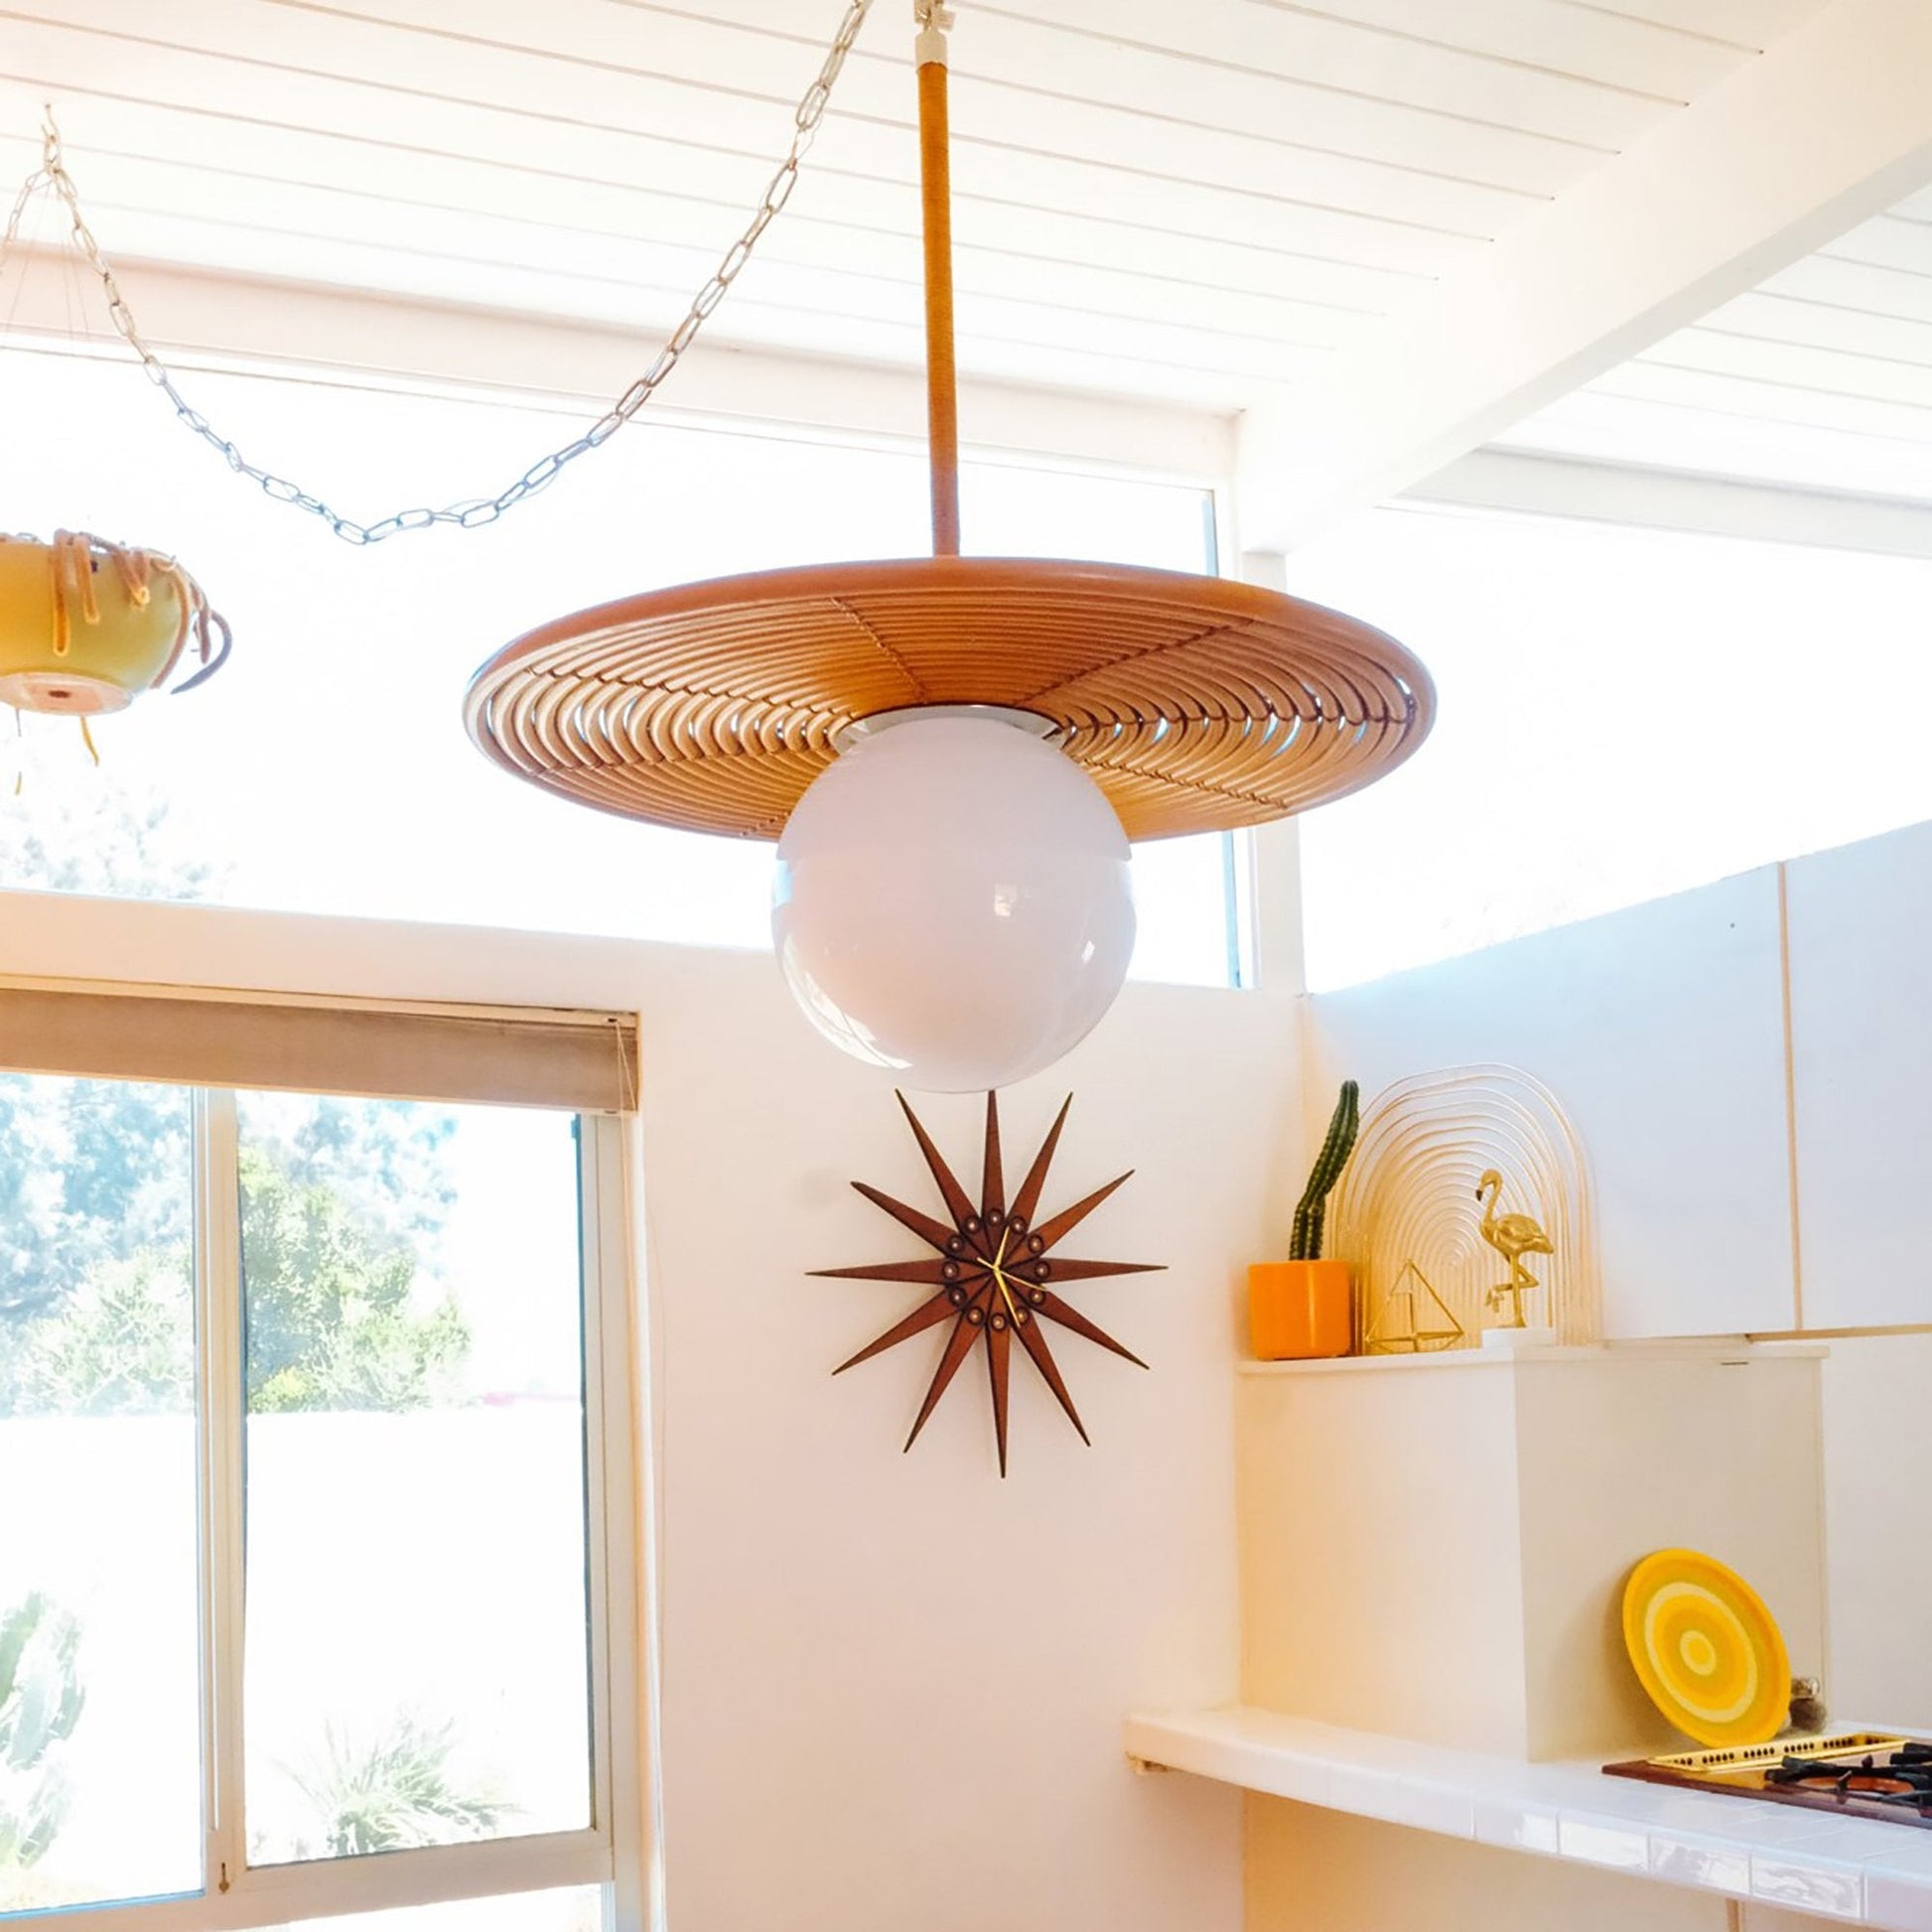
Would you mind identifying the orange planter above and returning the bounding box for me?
[1248,1259,1352,1361]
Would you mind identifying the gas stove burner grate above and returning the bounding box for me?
[1770,1748,1932,1807]
[1605,1732,1932,1830]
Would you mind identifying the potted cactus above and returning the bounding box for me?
[1249,1079,1359,1359]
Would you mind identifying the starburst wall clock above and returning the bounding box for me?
[814,1091,1160,1475]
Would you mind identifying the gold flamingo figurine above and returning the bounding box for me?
[1475,1169,1554,1328]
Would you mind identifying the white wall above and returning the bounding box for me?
[1817,1329,1932,1729]
[1781,820,1932,1731]
[0,889,1296,1932]
[1302,818,1932,1750]
[1787,817,1932,1331]
[1306,864,1796,1338]
[1249,1803,1853,1932]
[1248,1798,1728,1932]
[637,948,1288,1932]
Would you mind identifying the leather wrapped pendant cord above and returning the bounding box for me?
[915,3,961,558]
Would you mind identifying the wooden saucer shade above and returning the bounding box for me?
[464,555,1435,842]
[465,12,1434,847]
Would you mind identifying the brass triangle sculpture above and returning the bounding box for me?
[815,1092,1160,1475]
[1363,1260,1464,1354]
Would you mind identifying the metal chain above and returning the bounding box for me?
[3,0,874,545]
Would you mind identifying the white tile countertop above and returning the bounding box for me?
[1123,1707,1932,1929]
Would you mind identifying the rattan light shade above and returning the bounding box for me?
[465,556,1434,841]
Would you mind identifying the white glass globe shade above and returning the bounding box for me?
[772,712,1136,1091]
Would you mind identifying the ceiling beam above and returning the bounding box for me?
[1236,0,1932,552]
[1407,449,1932,562]
[0,248,1233,485]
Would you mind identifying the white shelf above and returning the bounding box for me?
[1235,1339,1829,1377]
[1124,1707,1932,1930]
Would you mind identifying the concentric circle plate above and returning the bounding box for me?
[464,556,1434,840]
[1622,1548,1791,1747]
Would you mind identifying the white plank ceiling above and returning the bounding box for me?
[1502,177,1932,500]
[0,0,1843,415]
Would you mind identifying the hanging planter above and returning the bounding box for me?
[0,531,229,717]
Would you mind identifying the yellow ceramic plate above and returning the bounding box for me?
[1622,1549,1791,1748]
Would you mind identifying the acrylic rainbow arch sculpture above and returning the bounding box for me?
[1330,1063,1599,1351]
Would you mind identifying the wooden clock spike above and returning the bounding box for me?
[905,1287,993,1450]
[1010,1095,1071,1229]
[986,1310,1013,1477]
[821,1092,1156,1471]
[1031,1291,1149,1369]
[1024,1258,1164,1284]
[1028,1171,1134,1252]
[1012,1314,1089,1446]
[895,1090,979,1234]
[811,1257,960,1285]
[850,1179,959,1255]
[833,1287,961,1374]
[981,1090,1005,1224]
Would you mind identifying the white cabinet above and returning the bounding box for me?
[1237,1344,1826,1760]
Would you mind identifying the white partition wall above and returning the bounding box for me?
[1782,824,1932,1734]
[1786,816,1932,1332]
[1305,866,1796,1339]
[1301,811,1932,1796]
[1819,1330,1932,1730]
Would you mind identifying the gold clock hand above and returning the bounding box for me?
[989,1226,1023,1323]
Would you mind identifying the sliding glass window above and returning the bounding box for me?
[0,1039,635,1932]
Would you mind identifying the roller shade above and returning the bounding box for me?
[0,983,637,1113]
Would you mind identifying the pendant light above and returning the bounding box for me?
[3,15,1428,1087]
[457,1,1435,1090]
